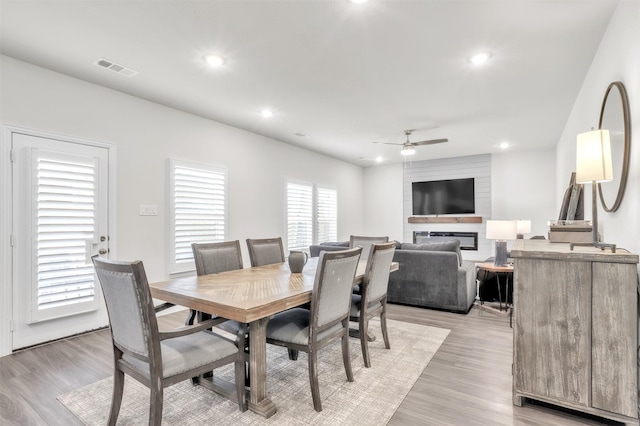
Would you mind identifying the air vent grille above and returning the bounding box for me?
[94,58,138,77]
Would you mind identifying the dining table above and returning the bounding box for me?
[149,256,398,418]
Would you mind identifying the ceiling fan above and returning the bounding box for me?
[374,130,448,156]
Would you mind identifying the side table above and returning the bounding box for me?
[476,262,514,321]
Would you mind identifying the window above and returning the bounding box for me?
[286,181,337,251]
[169,159,227,273]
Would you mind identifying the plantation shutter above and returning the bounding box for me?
[287,182,313,251]
[316,187,337,244]
[170,160,226,273]
[31,149,101,321]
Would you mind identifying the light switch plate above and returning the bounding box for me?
[139,204,158,216]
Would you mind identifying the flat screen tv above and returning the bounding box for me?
[412,178,475,215]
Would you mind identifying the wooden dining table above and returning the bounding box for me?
[149,257,398,418]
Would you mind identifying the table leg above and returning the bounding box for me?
[247,317,277,418]
[496,273,503,311]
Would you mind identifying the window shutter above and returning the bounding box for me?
[170,160,226,272]
[36,154,97,312]
[287,182,313,251]
[316,187,337,243]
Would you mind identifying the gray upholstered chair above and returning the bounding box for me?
[188,241,246,337]
[349,235,389,295]
[91,256,246,426]
[349,242,396,367]
[246,237,285,267]
[349,235,389,262]
[265,247,362,412]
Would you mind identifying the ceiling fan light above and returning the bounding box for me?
[400,147,415,156]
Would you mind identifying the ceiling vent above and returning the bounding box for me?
[95,58,138,77]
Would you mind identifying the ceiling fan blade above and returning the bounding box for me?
[373,141,404,146]
[411,138,448,146]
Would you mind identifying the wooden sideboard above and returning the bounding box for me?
[511,239,639,425]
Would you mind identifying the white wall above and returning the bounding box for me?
[363,164,404,242]
[491,147,557,238]
[555,0,640,257]
[0,56,365,356]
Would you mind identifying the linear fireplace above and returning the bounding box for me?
[413,231,478,251]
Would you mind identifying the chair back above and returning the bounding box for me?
[311,248,362,331]
[349,235,389,262]
[192,240,243,275]
[363,242,396,302]
[246,237,285,267]
[92,256,158,360]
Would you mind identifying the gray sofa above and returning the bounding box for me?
[387,241,476,313]
[309,240,476,314]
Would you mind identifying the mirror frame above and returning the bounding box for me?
[597,81,631,213]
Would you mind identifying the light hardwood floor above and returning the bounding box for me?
[0,304,619,425]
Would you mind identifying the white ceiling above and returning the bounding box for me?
[0,0,617,166]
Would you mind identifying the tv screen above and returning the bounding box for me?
[412,178,475,215]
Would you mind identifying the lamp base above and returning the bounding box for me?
[494,241,509,266]
[569,241,617,253]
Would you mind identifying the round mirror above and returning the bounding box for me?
[597,81,631,212]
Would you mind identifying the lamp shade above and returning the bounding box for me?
[486,220,517,240]
[516,220,531,234]
[575,130,613,183]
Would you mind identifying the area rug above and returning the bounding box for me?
[58,319,449,425]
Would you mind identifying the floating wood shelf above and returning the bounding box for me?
[408,216,483,224]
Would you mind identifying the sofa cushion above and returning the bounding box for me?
[400,240,462,266]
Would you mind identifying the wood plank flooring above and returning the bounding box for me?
[0,304,620,425]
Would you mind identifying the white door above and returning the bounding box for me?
[11,131,112,349]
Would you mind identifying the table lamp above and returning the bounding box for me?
[516,220,531,239]
[486,220,517,266]
[570,129,616,252]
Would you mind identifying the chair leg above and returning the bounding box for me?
[380,308,391,350]
[342,321,354,382]
[288,348,299,360]
[149,382,163,426]
[359,315,371,368]
[308,349,322,412]
[108,368,125,426]
[185,309,197,326]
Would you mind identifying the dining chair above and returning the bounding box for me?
[349,242,396,368]
[265,247,362,412]
[349,235,389,295]
[190,241,250,383]
[91,256,246,426]
[246,237,285,267]
[188,241,246,337]
[349,235,389,261]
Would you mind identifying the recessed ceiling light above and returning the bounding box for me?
[469,51,492,65]
[500,142,510,149]
[375,156,383,163]
[260,109,274,118]
[349,0,369,4]
[203,54,226,67]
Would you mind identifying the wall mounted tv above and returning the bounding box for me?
[412,178,475,215]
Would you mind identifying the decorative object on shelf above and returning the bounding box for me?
[486,220,517,266]
[570,129,616,253]
[598,81,631,213]
[548,220,593,243]
[558,172,584,221]
[516,220,531,239]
